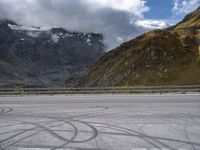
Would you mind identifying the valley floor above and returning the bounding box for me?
[0,94,200,150]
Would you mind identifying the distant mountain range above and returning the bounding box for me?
[66,7,200,87]
[0,20,105,87]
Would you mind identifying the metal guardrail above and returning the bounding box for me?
[0,85,200,95]
[1,85,200,90]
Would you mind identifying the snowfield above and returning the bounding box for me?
[0,94,200,150]
[8,24,51,31]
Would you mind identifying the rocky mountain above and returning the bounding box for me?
[66,7,200,87]
[0,20,105,87]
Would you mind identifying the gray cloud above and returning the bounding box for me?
[0,0,150,49]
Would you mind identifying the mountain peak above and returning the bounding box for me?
[0,19,105,87]
[66,6,200,87]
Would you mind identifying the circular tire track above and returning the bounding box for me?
[1,119,78,149]
[1,111,100,150]
[87,121,200,149]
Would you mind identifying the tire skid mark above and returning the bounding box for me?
[0,108,4,114]
[45,118,99,149]
[95,130,114,150]
[49,114,159,149]
[2,105,199,150]
[30,115,97,143]
[0,120,61,143]
[22,121,73,142]
[2,119,78,149]
[135,123,177,149]
[32,120,78,150]
[65,108,172,149]
[0,122,28,128]
[0,120,56,148]
[135,124,170,149]
[90,122,169,149]
[0,107,13,115]
[2,113,98,149]
[0,130,25,135]
[3,129,44,149]
[1,107,172,149]
[2,108,101,149]
[88,121,200,147]
[6,109,100,137]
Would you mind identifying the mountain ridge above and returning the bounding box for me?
[0,20,105,87]
[66,7,200,87]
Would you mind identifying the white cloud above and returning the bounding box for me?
[135,20,170,29]
[85,0,149,17]
[0,0,151,49]
[173,0,200,15]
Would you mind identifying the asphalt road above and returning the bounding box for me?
[0,94,200,150]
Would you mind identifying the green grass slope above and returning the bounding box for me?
[66,7,200,87]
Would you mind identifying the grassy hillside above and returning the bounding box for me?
[66,7,200,87]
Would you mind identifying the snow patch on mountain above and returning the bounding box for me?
[86,38,92,45]
[26,31,41,38]
[8,24,51,31]
[51,34,59,43]
[86,34,92,45]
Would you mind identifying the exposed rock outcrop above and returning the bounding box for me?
[0,20,105,87]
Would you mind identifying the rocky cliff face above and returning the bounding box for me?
[0,20,105,87]
[66,7,200,87]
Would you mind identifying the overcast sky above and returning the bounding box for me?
[0,0,199,49]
